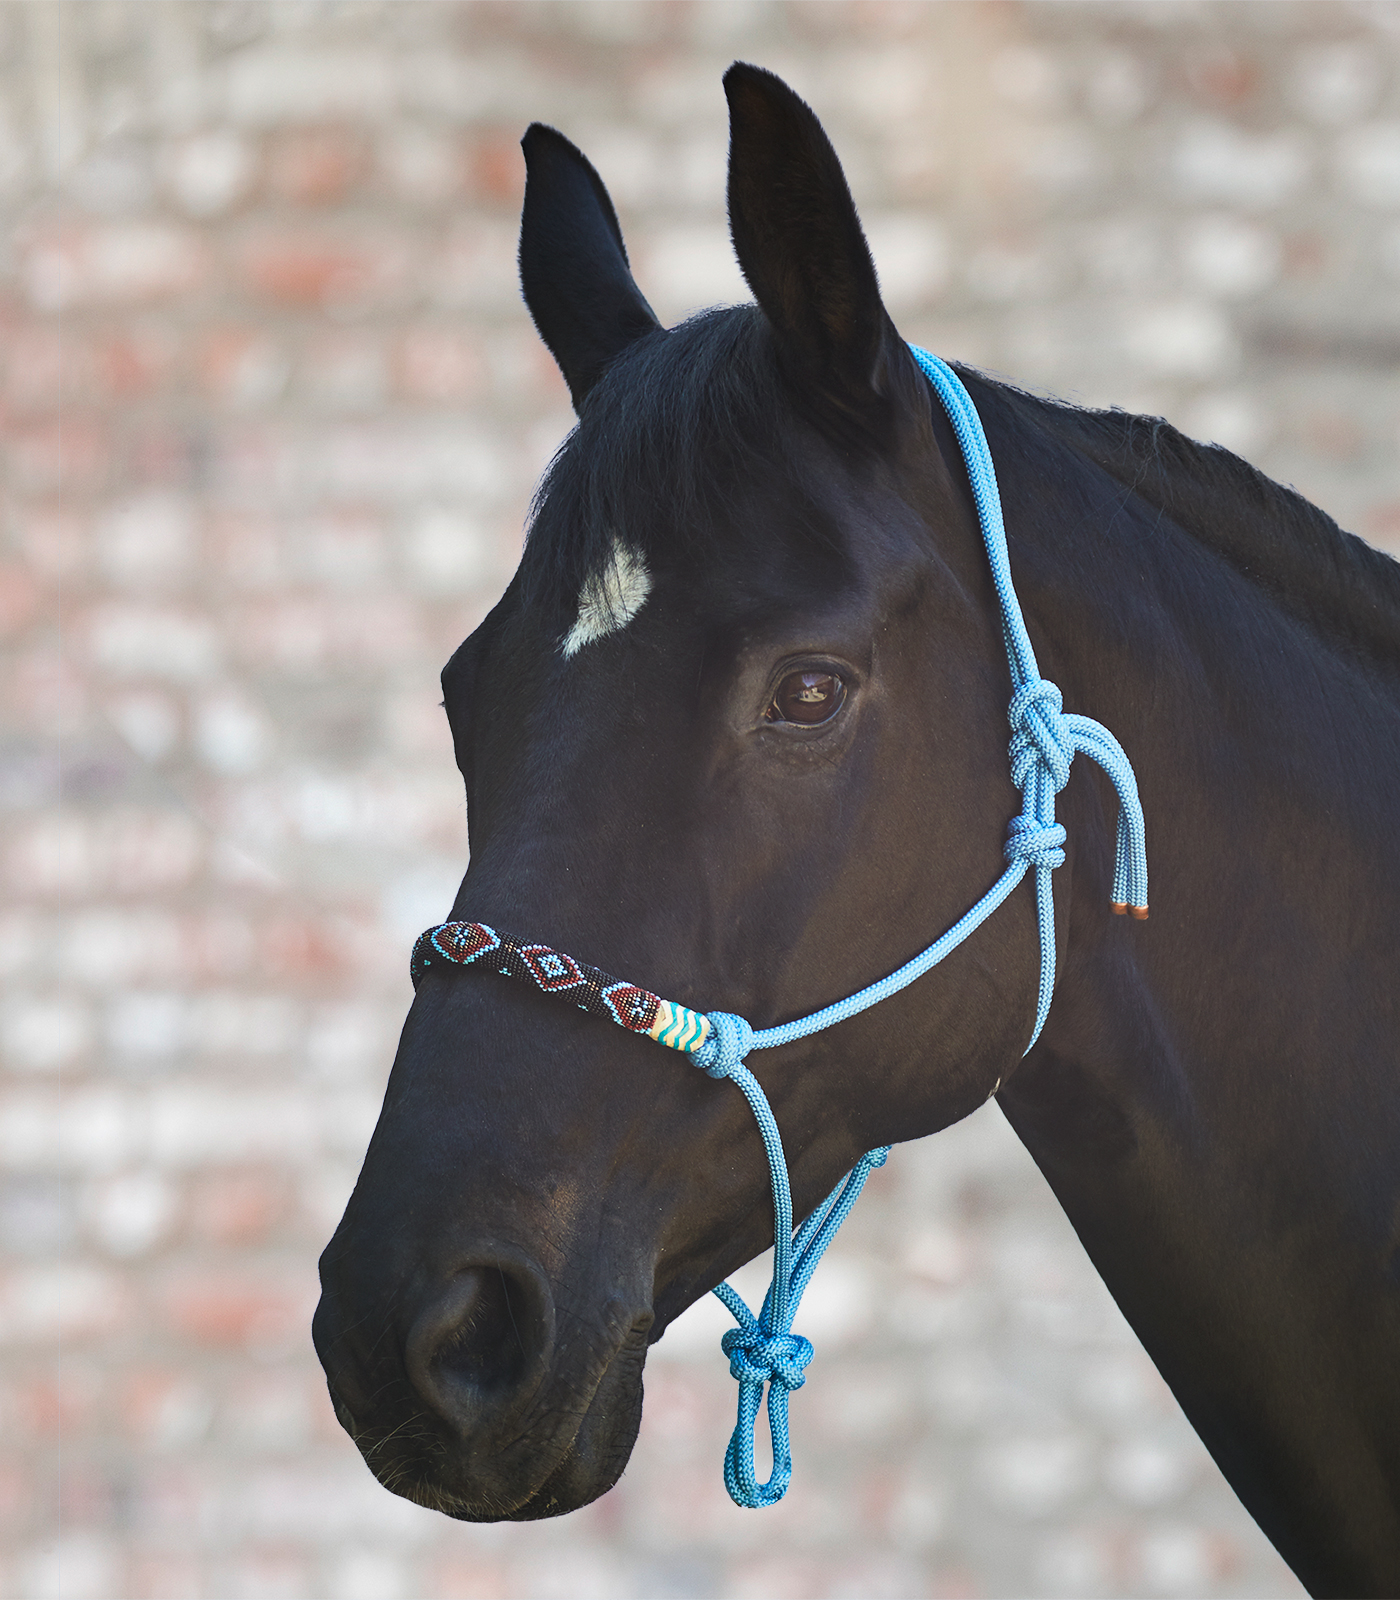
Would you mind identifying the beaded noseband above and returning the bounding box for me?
[412,348,1148,1510]
[411,922,711,1051]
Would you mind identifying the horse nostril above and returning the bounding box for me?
[438,1268,528,1390]
[406,1262,552,1428]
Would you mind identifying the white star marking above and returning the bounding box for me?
[561,540,652,657]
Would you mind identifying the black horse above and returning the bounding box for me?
[313,65,1400,1596]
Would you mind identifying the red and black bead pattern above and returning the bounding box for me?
[410,921,711,1053]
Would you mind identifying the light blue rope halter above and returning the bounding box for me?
[412,346,1148,1511]
[688,348,1147,1507]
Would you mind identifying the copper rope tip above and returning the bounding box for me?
[1110,901,1128,915]
[1130,905,1149,920]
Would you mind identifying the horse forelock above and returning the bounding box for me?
[518,306,846,637]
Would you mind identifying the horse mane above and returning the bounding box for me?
[991,379,1400,674]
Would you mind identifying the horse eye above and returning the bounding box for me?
[768,670,845,725]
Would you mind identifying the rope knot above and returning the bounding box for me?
[1008,677,1073,794]
[721,1326,814,1392]
[1004,814,1067,871]
[694,1011,755,1080]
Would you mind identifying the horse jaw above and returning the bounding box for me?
[562,540,652,656]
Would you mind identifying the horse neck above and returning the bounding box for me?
[988,418,1400,1593]
[1007,429,1400,1069]
[997,406,1400,1166]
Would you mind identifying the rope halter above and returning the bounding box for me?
[408,347,1148,1510]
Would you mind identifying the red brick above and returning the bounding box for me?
[240,232,408,310]
[19,505,88,582]
[394,326,486,403]
[1365,500,1400,549]
[94,329,181,400]
[6,419,112,494]
[8,1362,105,1440]
[0,1461,32,1530]
[207,509,285,587]
[129,1464,214,1538]
[1181,47,1259,107]
[2,327,78,410]
[377,126,467,206]
[229,597,332,670]
[60,1461,118,1525]
[468,130,524,204]
[0,642,88,736]
[1282,231,1328,280]
[188,1168,292,1246]
[176,913,256,983]
[198,327,289,409]
[267,127,368,204]
[128,425,209,490]
[427,1556,513,1600]
[160,1269,312,1351]
[0,566,39,637]
[262,914,369,981]
[1302,409,1364,463]
[119,1370,214,1449]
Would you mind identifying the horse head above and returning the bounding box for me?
[313,65,1048,1522]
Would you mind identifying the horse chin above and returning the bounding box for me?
[350,1327,649,1523]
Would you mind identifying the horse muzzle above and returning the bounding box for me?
[313,1244,653,1519]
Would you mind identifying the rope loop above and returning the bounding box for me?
[1005,814,1067,871]
[694,1011,755,1080]
[1008,676,1074,793]
[721,1327,814,1392]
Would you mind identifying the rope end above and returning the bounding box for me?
[1110,900,1149,920]
[1130,904,1149,921]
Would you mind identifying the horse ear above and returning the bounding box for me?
[724,63,898,409]
[519,123,663,412]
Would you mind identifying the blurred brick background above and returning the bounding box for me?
[6,2,1399,1596]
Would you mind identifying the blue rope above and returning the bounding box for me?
[689,346,1148,1509]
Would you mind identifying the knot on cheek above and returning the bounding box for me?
[1008,677,1073,794]
[1004,814,1067,871]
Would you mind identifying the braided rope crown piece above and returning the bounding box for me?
[410,346,1148,1512]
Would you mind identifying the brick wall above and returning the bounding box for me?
[6,2,1395,1596]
